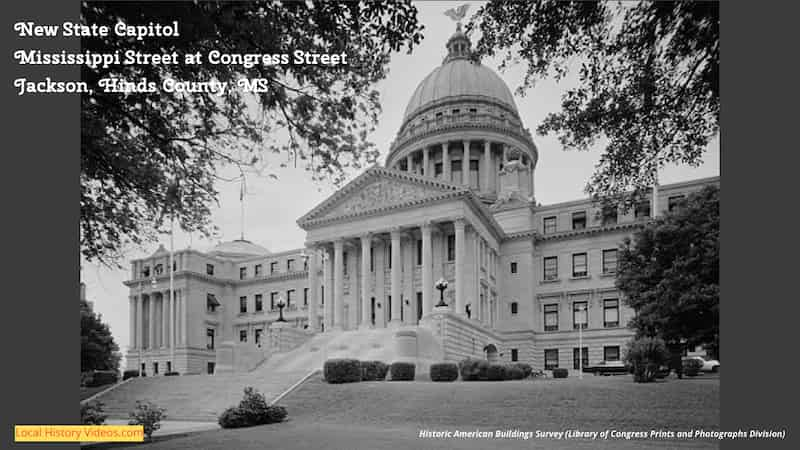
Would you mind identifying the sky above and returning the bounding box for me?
[81,1,720,362]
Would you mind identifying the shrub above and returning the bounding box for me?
[514,363,533,379]
[164,371,180,377]
[390,362,415,381]
[507,365,526,380]
[429,362,459,382]
[323,359,361,384]
[218,387,288,429]
[487,364,506,381]
[458,358,490,381]
[552,368,569,378]
[85,370,119,387]
[122,370,141,380]
[360,361,389,381]
[128,401,166,441]
[682,358,703,377]
[81,401,106,425]
[625,337,670,383]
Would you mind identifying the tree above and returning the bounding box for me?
[470,1,719,209]
[81,297,121,373]
[616,185,719,358]
[81,1,424,265]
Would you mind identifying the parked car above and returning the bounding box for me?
[582,360,629,376]
[682,356,720,373]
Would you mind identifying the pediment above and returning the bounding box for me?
[298,167,467,227]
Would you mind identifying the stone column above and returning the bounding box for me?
[324,248,334,330]
[443,142,451,181]
[375,239,386,328]
[360,234,372,328]
[161,292,168,348]
[455,218,466,316]
[421,222,433,317]
[307,247,320,332]
[483,141,491,191]
[404,236,415,323]
[333,239,345,330]
[390,229,402,326]
[170,290,176,349]
[181,290,188,346]
[406,154,413,174]
[129,296,136,351]
[462,140,470,185]
[423,147,430,177]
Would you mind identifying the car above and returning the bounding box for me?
[682,356,720,373]
[582,360,629,376]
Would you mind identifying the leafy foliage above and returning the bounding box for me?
[552,368,569,379]
[429,362,459,382]
[81,298,120,373]
[625,337,669,383]
[323,358,362,383]
[80,1,423,265]
[389,362,415,381]
[128,401,166,440]
[458,358,489,381]
[360,360,389,381]
[218,387,288,429]
[617,186,719,356]
[682,358,703,377]
[81,401,107,425]
[471,1,719,209]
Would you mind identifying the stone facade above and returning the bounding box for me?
[123,25,719,376]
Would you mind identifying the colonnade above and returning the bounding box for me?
[130,289,186,351]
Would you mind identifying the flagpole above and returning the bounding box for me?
[240,177,245,240]
[169,215,175,371]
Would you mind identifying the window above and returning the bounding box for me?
[321,286,324,305]
[255,264,262,277]
[206,264,214,276]
[469,108,477,114]
[668,195,685,213]
[166,361,172,373]
[543,256,558,281]
[602,249,618,275]
[270,292,277,310]
[434,162,443,176]
[573,301,588,330]
[388,245,392,269]
[142,266,150,278]
[255,329,263,345]
[286,289,295,307]
[543,216,556,234]
[141,363,146,375]
[452,108,460,114]
[604,299,619,328]
[155,264,164,276]
[255,294,263,312]
[602,206,618,226]
[510,262,517,274]
[303,288,309,306]
[343,252,348,275]
[239,267,247,280]
[510,302,518,315]
[447,234,455,261]
[270,261,278,275]
[573,347,589,370]
[572,253,588,277]
[153,362,159,375]
[239,296,247,314]
[511,349,518,362]
[544,304,558,331]
[544,349,559,370]
[572,211,587,230]
[416,240,422,266]
[207,362,215,374]
[604,346,621,362]
[206,328,215,350]
[370,247,374,272]
[172,261,177,272]
[635,200,651,219]
[287,259,296,272]
[206,294,219,313]
[239,330,247,343]
[303,258,308,271]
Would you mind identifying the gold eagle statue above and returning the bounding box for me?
[444,4,470,23]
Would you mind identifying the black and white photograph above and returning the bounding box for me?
[4,0,795,449]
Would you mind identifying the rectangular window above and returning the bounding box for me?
[544,349,559,370]
[370,247,374,272]
[343,252,348,275]
[287,259,295,272]
[604,346,621,362]
[239,296,247,314]
[206,294,219,313]
[388,245,392,269]
[255,329,263,345]
[510,262,517,274]
[155,264,164,276]
[543,256,558,281]
[573,301,588,330]
[321,286,324,305]
[304,258,308,271]
[604,299,619,328]
[254,264,262,277]
[207,362,215,374]
[303,288,309,306]
[270,292,277,310]
[544,304,558,331]
[668,195,685,213]
[511,349,518,362]
[602,205,618,226]
[239,330,247,343]
[572,211,587,230]
[153,362,159,375]
[206,264,214,276]
[451,160,462,172]
[602,249,618,275]
[270,261,278,275]
[142,266,150,278]
[447,234,455,261]
[452,108,460,114]
[206,328,215,350]
[166,361,172,373]
[287,289,295,307]
[635,200,651,219]
[434,162,443,176]
[543,216,556,234]
[237,267,245,280]
[573,347,589,370]
[510,302,518,315]
[416,240,423,266]
[255,294,263,312]
[572,253,588,277]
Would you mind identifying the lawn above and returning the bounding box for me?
[96,374,719,450]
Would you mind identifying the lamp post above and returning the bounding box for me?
[435,278,448,307]
[276,297,287,322]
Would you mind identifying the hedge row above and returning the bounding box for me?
[430,362,459,382]
[323,359,412,383]
[459,359,535,381]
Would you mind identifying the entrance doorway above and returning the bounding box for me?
[416,292,423,324]
[371,297,376,325]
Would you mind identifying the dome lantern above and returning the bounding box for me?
[444,22,471,63]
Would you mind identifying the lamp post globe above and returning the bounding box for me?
[435,278,448,307]
[276,296,287,322]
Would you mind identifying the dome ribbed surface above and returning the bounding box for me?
[208,239,271,258]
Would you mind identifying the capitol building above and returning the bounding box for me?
[124,25,718,376]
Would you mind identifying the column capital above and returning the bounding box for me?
[453,216,467,228]
[359,232,373,242]
[419,221,434,232]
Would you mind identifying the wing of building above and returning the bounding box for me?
[123,24,719,376]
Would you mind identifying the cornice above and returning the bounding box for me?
[534,222,645,243]
[124,269,309,288]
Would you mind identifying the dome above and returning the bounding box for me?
[402,58,518,125]
[208,239,271,258]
